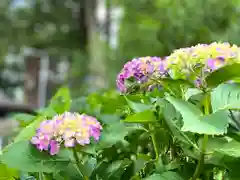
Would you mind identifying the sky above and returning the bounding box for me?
[12,0,26,8]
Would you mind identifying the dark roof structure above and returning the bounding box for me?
[0,91,36,117]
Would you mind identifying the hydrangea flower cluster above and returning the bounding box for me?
[31,112,102,155]
[167,42,240,79]
[116,56,168,92]
[117,42,240,92]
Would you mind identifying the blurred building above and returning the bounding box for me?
[0,90,34,149]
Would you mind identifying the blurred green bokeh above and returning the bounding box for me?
[0,0,240,98]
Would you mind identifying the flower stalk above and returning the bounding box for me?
[38,172,46,180]
[192,95,210,180]
[149,124,159,160]
[72,148,85,178]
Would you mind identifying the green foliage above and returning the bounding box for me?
[3,2,240,174]
[96,122,129,150]
[211,83,240,112]
[1,0,240,95]
[12,113,37,128]
[1,141,70,173]
[184,88,203,101]
[207,137,240,158]
[12,87,69,144]
[0,163,19,180]
[117,0,240,61]
[49,87,71,113]
[2,63,240,180]
[206,63,240,87]
[124,97,152,113]
[166,96,229,135]
[13,116,45,143]
[122,110,156,123]
[144,172,184,180]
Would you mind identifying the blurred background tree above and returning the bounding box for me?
[0,0,240,107]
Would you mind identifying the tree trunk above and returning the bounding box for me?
[46,55,59,101]
[106,0,111,46]
[24,55,40,109]
[79,0,88,52]
[85,0,107,91]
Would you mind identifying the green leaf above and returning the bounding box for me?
[155,158,180,174]
[106,158,132,180]
[156,98,180,121]
[101,96,126,114]
[164,160,180,172]
[163,116,199,150]
[13,116,45,143]
[211,83,240,112]
[124,96,151,113]
[227,130,240,143]
[206,63,240,87]
[158,78,192,96]
[99,114,121,125]
[184,88,203,101]
[92,158,132,180]
[49,87,71,113]
[1,141,70,173]
[223,157,240,180]
[78,157,97,178]
[144,171,184,180]
[13,113,36,123]
[12,108,57,144]
[85,91,126,114]
[165,96,229,135]
[55,164,80,180]
[122,110,156,123]
[127,126,148,136]
[12,113,37,127]
[207,137,240,158]
[133,154,151,175]
[206,152,240,180]
[155,156,165,174]
[157,100,200,158]
[157,99,197,148]
[0,163,19,180]
[37,107,57,118]
[97,122,129,149]
[79,144,97,156]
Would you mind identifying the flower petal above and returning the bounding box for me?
[49,140,60,155]
[64,138,75,147]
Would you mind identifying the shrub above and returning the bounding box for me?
[1,42,240,180]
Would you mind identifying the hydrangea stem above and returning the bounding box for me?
[192,134,208,180]
[72,148,84,178]
[192,95,210,180]
[38,172,46,180]
[149,124,159,160]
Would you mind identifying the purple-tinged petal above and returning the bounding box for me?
[90,127,101,141]
[49,140,60,155]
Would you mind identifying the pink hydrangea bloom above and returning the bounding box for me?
[31,112,102,155]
